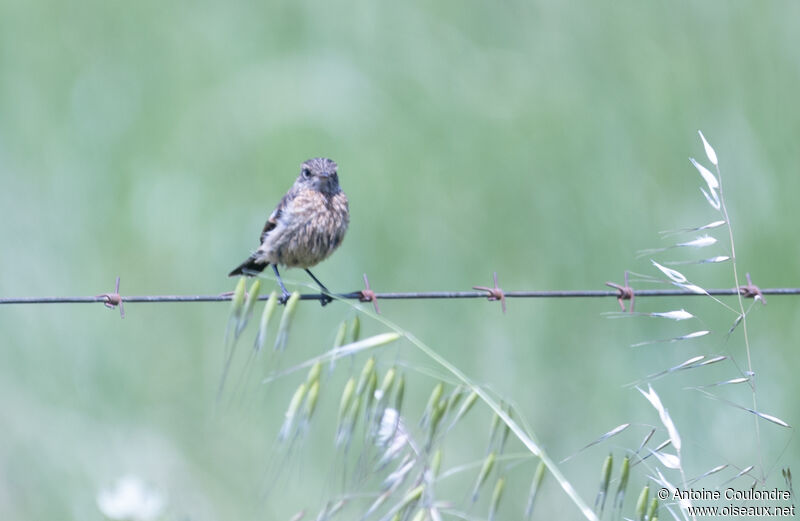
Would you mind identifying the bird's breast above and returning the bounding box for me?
[266,190,349,268]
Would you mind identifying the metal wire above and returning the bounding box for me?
[1,287,798,305]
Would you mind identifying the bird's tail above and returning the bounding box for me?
[228,255,268,277]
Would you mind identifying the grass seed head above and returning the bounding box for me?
[473,451,496,501]
[366,370,378,408]
[337,378,356,425]
[615,456,630,510]
[304,380,320,420]
[379,367,397,400]
[525,460,547,518]
[350,316,361,343]
[595,453,612,514]
[635,485,650,521]
[422,383,444,427]
[400,485,424,510]
[453,390,479,425]
[231,277,246,318]
[254,291,279,351]
[410,509,428,521]
[430,449,442,478]
[334,321,347,348]
[274,291,301,351]
[646,497,658,521]
[356,357,376,396]
[395,374,405,413]
[489,476,506,521]
[306,361,322,387]
[280,382,308,440]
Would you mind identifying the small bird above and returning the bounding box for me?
[229,157,349,305]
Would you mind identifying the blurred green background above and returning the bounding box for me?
[1,0,798,519]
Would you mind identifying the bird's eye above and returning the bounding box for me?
[302,168,311,179]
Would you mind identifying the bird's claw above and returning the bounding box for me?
[278,291,292,305]
[319,293,333,307]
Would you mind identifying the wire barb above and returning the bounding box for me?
[96,276,125,318]
[358,273,380,314]
[606,271,635,312]
[741,273,766,304]
[473,272,507,313]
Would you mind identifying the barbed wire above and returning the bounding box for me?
[0,273,794,316]
[4,288,799,305]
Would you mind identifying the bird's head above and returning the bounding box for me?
[297,157,340,195]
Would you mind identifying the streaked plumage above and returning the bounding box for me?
[229,158,349,303]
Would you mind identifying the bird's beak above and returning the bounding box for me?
[318,171,331,178]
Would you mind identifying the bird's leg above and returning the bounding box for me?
[272,265,292,304]
[305,269,333,306]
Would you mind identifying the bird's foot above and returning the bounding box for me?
[278,291,292,305]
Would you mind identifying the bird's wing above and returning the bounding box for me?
[259,210,279,243]
[259,191,293,244]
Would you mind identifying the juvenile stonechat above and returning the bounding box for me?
[229,157,349,305]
